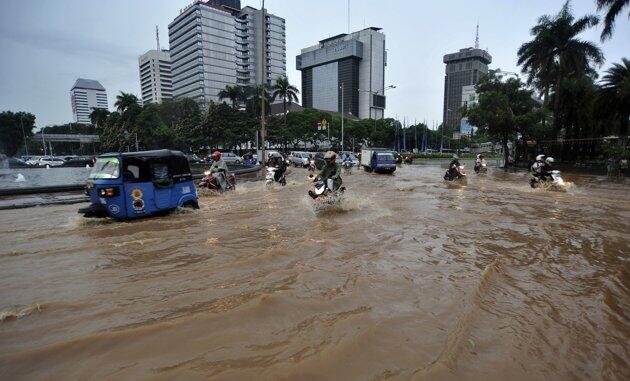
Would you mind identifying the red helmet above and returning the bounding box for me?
[212,151,222,160]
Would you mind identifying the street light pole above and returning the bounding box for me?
[260,0,267,171]
[19,114,29,156]
[41,126,47,156]
[340,82,344,152]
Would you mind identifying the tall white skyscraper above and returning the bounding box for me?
[139,49,173,104]
[168,0,286,106]
[70,78,108,124]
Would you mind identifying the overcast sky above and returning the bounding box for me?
[0,0,628,129]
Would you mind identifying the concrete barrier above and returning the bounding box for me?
[0,165,261,197]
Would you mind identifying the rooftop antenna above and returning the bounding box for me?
[474,22,479,49]
[156,25,160,51]
[348,0,350,34]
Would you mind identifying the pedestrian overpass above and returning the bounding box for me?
[31,133,100,143]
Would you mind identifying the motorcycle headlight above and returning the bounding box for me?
[204,170,211,176]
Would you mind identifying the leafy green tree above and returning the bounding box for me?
[134,104,175,150]
[114,92,139,113]
[271,76,299,126]
[517,1,603,137]
[159,98,204,151]
[598,58,630,136]
[99,111,124,152]
[89,108,110,130]
[218,85,245,109]
[244,85,273,118]
[597,0,629,41]
[0,111,35,156]
[465,71,545,167]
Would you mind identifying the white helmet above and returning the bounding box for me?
[324,151,337,160]
[536,154,545,161]
[545,157,554,164]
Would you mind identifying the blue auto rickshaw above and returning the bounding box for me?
[79,150,199,220]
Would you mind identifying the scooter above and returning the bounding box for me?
[342,161,353,175]
[530,170,566,191]
[266,166,287,186]
[198,170,236,192]
[308,175,345,210]
[474,161,487,174]
[444,165,467,182]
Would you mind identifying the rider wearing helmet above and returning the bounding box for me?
[474,154,485,173]
[319,151,342,192]
[270,153,287,182]
[531,154,545,178]
[208,151,229,189]
[541,157,554,181]
[445,155,465,180]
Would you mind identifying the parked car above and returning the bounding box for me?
[221,152,243,165]
[63,156,95,167]
[185,154,203,164]
[36,156,65,167]
[25,156,43,166]
[8,157,29,168]
[291,152,311,167]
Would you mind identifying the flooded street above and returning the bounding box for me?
[0,163,628,380]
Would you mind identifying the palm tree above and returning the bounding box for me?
[597,0,629,41]
[517,1,604,136]
[271,76,300,125]
[598,58,630,136]
[89,108,110,129]
[244,84,273,118]
[114,92,139,113]
[218,85,243,109]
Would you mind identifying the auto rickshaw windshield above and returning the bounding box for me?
[89,157,120,179]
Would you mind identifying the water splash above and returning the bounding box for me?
[0,304,45,322]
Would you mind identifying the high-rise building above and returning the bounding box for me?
[138,49,173,104]
[168,1,286,107]
[296,27,386,119]
[235,6,286,87]
[442,47,491,131]
[70,78,108,124]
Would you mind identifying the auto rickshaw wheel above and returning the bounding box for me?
[182,200,200,209]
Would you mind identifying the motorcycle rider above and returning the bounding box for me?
[445,155,466,181]
[208,151,229,190]
[270,154,287,183]
[309,151,342,198]
[474,154,486,173]
[531,154,546,179]
[342,153,353,167]
[541,157,554,181]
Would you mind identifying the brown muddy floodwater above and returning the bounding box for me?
[0,163,629,380]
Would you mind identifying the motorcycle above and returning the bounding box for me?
[530,170,566,191]
[198,170,236,192]
[308,175,345,211]
[266,166,287,186]
[474,161,487,174]
[444,165,467,182]
[308,159,316,172]
[342,161,353,174]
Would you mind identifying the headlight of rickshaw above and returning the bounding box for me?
[98,187,119,197]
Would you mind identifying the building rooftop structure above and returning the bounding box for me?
[71,78,106,91]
